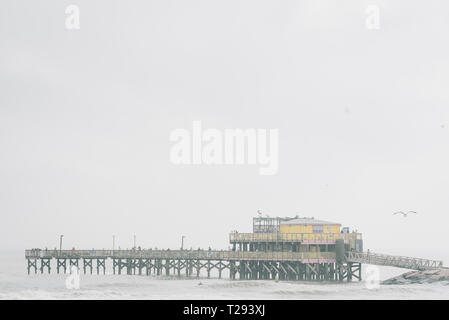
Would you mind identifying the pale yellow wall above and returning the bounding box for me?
[280,224,341,234]
[280,225,312,233]
[325,225,340,233]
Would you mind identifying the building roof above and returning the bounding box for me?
[280,217,341,226]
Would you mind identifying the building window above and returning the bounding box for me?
[313,225,323,233]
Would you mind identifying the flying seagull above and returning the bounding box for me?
[393,211,417,217]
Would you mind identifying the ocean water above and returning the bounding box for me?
[1,251,448,299]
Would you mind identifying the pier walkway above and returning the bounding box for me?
[25,249,348,281]
[25,249,443,280]
[25,249,335,262]
[345,251,443,271]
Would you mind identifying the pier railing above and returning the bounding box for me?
[346,251,443,270]
[229,232,361,243]
[25,249,336,262]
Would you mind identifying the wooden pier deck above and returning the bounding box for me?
[25,249,350,281]
[25,249,336,261]
[25,249,443,281]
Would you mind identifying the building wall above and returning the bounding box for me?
[325,225,341,233]
[280,224,341,234]
[280,224,312,233]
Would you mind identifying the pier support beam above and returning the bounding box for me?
[97,258,106,274]
[40,258,51,274]
[83,258,93,274]
[126,258,134,275]
[165,259,170,276]
[137,259,145,275]
[69,259,79,269]
[230,261,236,280]
[57,259,67,274]
[196,260,200,278]
[27,259,37,274]
[112,258,119,274]
[207,260,211,278]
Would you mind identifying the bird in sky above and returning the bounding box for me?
[393,211,417,217]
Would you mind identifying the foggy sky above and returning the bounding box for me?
[1,1,449,263]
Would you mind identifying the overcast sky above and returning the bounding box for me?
[1,1,448,263]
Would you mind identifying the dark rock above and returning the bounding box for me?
[382,268,449,285]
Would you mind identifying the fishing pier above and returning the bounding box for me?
[25,215,444,282]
